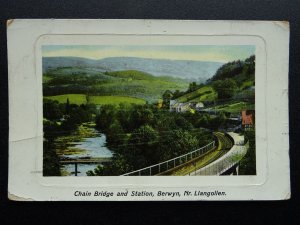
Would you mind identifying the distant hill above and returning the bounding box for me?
[43,56,224,82]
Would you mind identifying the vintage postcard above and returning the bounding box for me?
[7,20,290,200]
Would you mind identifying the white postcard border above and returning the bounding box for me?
[7,20,290,200]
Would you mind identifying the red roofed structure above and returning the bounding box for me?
[242,110,255,130]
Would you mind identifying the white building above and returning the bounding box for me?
[195,102,204,110]
[170,100,205,113]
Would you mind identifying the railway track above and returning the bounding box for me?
[169,132,233,175]
[200,132,233,168]
[191,132,233,171]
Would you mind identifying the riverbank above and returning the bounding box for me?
[52,122,113,176]
[55,122,98,156]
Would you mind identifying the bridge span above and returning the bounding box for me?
[60,157,111,176]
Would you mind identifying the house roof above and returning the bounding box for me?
[242,110,254,125]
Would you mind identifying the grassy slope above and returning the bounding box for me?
[43,68,189,102]
[102,71,189,100]
[176,86,217,103]
[175,78,254,104]
[174,73,254,114]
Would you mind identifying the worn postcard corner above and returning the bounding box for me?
[6,19,14,27]
[7,19,290,201]
[8,192,34,201]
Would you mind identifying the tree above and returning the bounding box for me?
[86,103,97,115]
[239,130,256,175]
[106,120,126,150]
[86,93,90,103]
[174,115,193,131]
[139,108,155,125]
[188,82,197,92]
[196,114,210,128]
[127,125,159,168]
[212,78,238,99]
[162,90,173,108]
[43,139,61,176]
[128,105,155,129]
[60,105,91,131]
[207,55,255,84]
[245,55,255,74]
[95,105,117,132]
[87,153,131,176]
[172,90,183,99]
[159,130,199,161]
[43,99,63,121]
[117,107,131,132]
[66,98,70,115]
[209,112,227,130]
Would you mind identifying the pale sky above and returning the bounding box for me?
[42,45,255,63]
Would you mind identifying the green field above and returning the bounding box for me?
[89,96,146,105]
[44,94,87,104]
[215,102,254,113]
[44,94,146,105]
[176,86,217,103]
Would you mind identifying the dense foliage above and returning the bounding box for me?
[43,99,96,176]
[87,104,217,175]
[43,98,228,176]
[208,55,255,83]
[212,78,238,99]
[239,130,256,175]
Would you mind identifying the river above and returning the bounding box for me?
[60,128,113,176]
